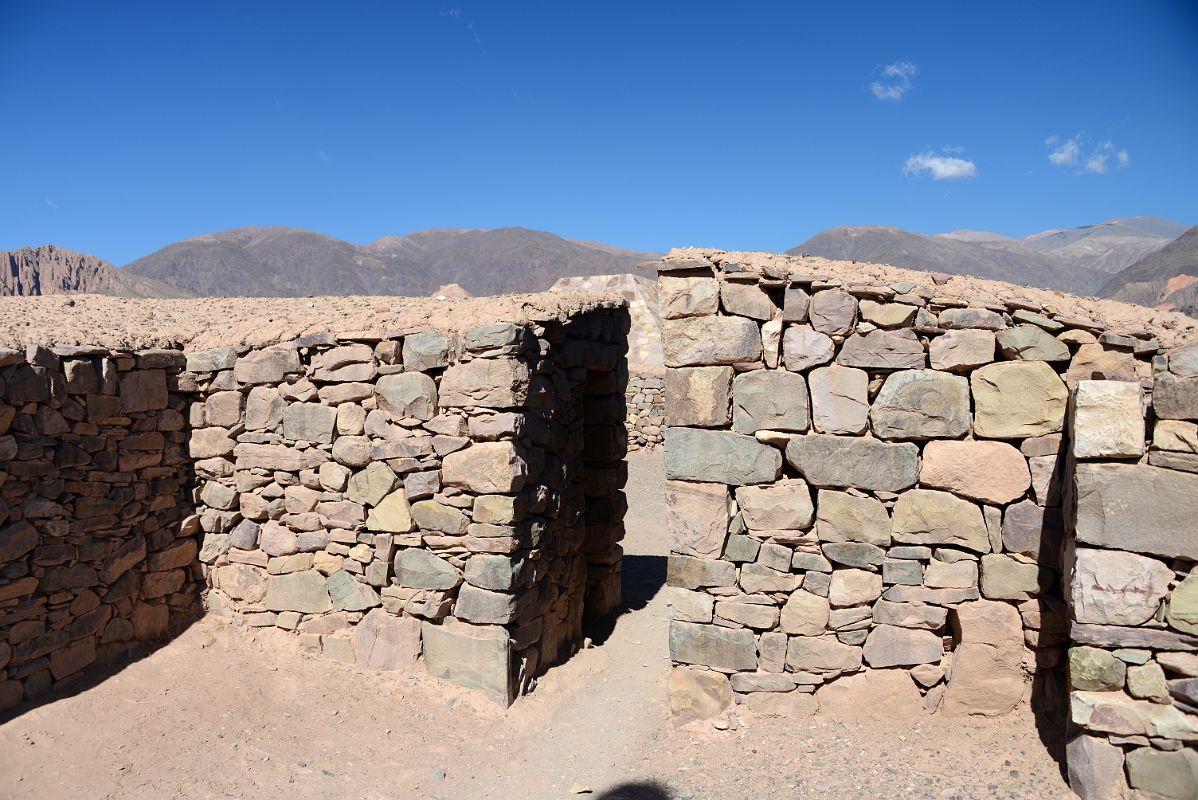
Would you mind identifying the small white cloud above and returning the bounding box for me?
[44,198,57,208]
[1046,134,1129,174]
[902,150,977,181]
[1048,137,1080,167]
[871,60,917,101]
[319,149,329,163]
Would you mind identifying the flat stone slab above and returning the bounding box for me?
[422,620,513,707]
[1073,463,1198,559]
[785,434,918,492]
[665,427,782,485]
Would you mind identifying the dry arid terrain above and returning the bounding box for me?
[0,453,1072,800]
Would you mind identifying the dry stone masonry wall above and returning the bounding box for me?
[0,293,629,710]
[625,368,664,451]
[0,345,198,711]
[1063,340,1198,798]
[652,248,1198,755]
[190,309,629,706]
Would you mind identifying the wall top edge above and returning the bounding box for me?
[0,291,628,353]
[648,248,1198,350]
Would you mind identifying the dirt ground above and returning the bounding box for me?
[0,452,1073,800]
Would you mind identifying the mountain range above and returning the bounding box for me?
[121,227,660,298]
[1,245,189,299]
[790,216,1189,297]
[3,217,1196,319]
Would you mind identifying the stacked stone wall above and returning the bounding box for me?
[188,308,628,706]
[1063,343,1198,797]
[654,251,1189,726]
[0,345,198,711]
[626,368,665,451]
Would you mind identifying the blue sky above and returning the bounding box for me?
[1,1,1196,264]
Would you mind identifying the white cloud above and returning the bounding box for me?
[871,61,917,101]
[1046,134,1129,174]
[44,198,57,209]
[902,150,977,181]
[1047,136,1080,167]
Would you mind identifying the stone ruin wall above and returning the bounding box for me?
[625,367,664,452]
[0,345,199,710]
[653,250,1198,795]
[1064,349,1198,797]
[0,296,630,710]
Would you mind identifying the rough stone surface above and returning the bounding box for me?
[734,481,814,531]
[807,365,868,434]
[1066,734,1127,800]
[782,325,836,372]
[421,621,512,707]
[891,489,990,553]
[665,481,729,558]
[862,625,943,667]
[815,490,890,546]
[1073,463,1198,560]
[663,316,763,367]
[942,600,1026,716]
[1072,380,1144,458]
[669,621,757,671]
[353,608,421,671]
[971,361,1068,439]
[929,329,995,372]
[836,329,926,370]
[785,434,918,492]
[870,369,971,440]
[665,428,781,485]
[668,666,732,722]
[664,367,732,427]
[919,440,1031,505]
[1070,547,1173,626]
[731,370,809,433]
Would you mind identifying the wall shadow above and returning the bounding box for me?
[583,553,666,648]
[0,357,205,725]
[596,781,674,799]
[0,612,202,726]
[1027,447,1071,779]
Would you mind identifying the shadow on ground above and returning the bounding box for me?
[0,614,202,726]
[596,781,673,799]
[583,553,666,647]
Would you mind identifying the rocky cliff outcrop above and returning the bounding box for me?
[1,246,189,299]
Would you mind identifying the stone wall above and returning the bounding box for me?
[1063,343,1198,797]
[188,308,629,706]
[0,345,198,712]
[626,368,664,451]
[653,250,1193,728]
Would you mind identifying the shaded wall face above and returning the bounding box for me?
[656,257,1173,720]
[1062,359,1198,796]
[190,309,629,706]
[0,346,198,711]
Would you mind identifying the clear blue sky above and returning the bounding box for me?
[2,0,1196,264]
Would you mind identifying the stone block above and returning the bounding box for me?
[402,330,451,372]
[929,329,995,372]
[780,590,830,635]
[815,490,890,545]
[1125,748,1198,799]
[1066,734,1127,800]
[365,489,414,533]
[980,553,1041,600]
[668,666,732,722]
[720,282,777,320]
[375,373,437,421]
[1069,646,1127,691]
[1072,380,1144,458]
[785,434,918,492]
[282,402,337,444]
[422,620,513,706]
[734,480,813,531]
[665,481,730,558]
[836,329,926,370]
[1071,547,1173,626]
[785,635,862,673]
[1155,376,1198,420]
[660,275,719,319]
[891,489,989,553]
[782,325,836,372]
[808,365,868,434]
[665,427,781,485]
[809,290,857,335]
[863,624,943,667]
[996,324,1070,362]
[731,370,809,433]
[664,366,733,427]
[669,621,757,671]
[971,361,1067,439]
[264,570,332,614]
[662,316,762,367]
[1073,463,1198,559]
[869,369,970,439]
[394,548,461,590]
[828,569,883,607]
[234,344,301,384]
[353,608,421,671]
[442,442,528,493]
[919,440,1030,505]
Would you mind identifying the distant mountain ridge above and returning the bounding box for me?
[1,245,189,298]
[123,226,661,298]
[791,216,1187,296]
[1100,225,1198,317]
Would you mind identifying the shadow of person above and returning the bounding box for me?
[596,781,674,799]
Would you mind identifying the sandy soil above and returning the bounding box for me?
[662,248,1198,348]
[0,291,625,351]
[0,452,1072,800]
